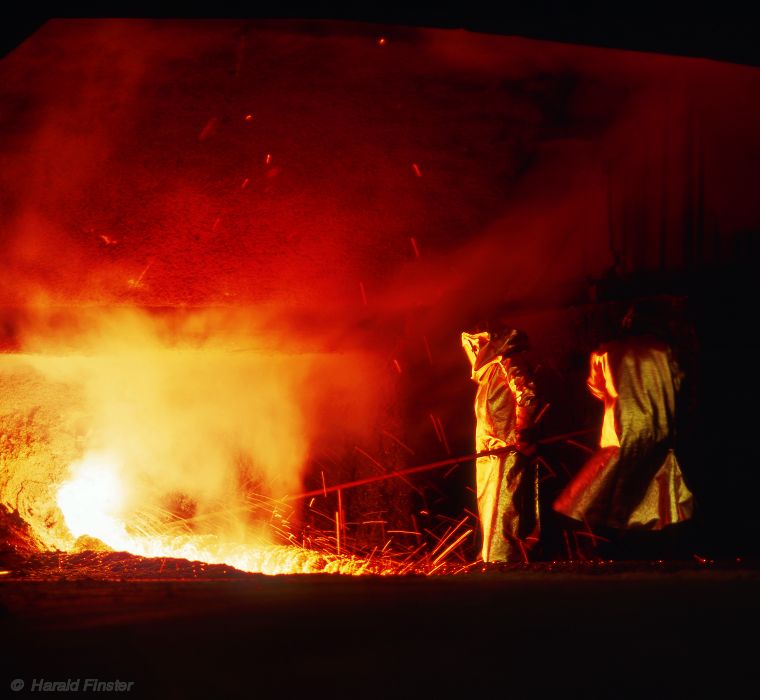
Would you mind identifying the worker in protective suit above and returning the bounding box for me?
[554,301,694,533]
[462,326,541,563]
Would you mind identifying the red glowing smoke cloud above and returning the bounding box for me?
[1,20,757,327]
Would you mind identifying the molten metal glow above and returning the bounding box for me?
[57,452,130,549]
[4,309,404,575]
[55,450,386,575]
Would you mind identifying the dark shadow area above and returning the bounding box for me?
[3,570,760,698]
[4,4,760,66]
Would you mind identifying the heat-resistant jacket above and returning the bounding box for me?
[554,335,694,530]
[462,329,541,562]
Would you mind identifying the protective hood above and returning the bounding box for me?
[461,328,529,376]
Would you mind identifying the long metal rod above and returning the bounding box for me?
[286,428,594,502]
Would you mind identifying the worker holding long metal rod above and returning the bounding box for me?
[462,325,544,564]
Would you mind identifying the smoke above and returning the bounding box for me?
[2,20,758,317]
[2,307,387,549]
[28,317,305,496]
[0,20,246,306]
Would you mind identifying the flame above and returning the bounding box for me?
[56,452,131,549]
[2,308,400,575]
[54,449,388,575]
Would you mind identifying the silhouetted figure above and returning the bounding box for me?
[462,327,541,563]
[554,300,694,552]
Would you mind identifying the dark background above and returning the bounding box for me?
[4,3,760,66]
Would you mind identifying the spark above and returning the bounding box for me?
[429,413,443,442]
[309,457,333,477]
[400,543,427,563]
[396,561,418,575]
[245,114,253,121]
[337,489,345,546]
[380,430,415,455]
[431,529,473,568]
[354,446,386,473]
[435,514,462,524]
[452,562,480,575]
[99,234,119,246]
[321,471,327,497]
[579,516,606,546]
[354,446,423,495]
[412,163,422,177]
[377,37,387,46]
[576,531,610,544]
[198,117,218,142]
[241,178,250,190]
[392,359,402,374]
[565,439,594,454]
[397,545,428,574]
[365,547,377,565]
[212,217,221,231]
[265,153,272,165]
[431,414,450,455]
[410,515,421,542]
[534,402,550,424]
[443,462,460,478]
[536,455,557,478]
[410,237,421,257]
[463,509,480,523]
[516,539,529,564]
[127,259,153,289]
[308,507,335,525]
[430,517,468,559]
[424,528,442,545]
